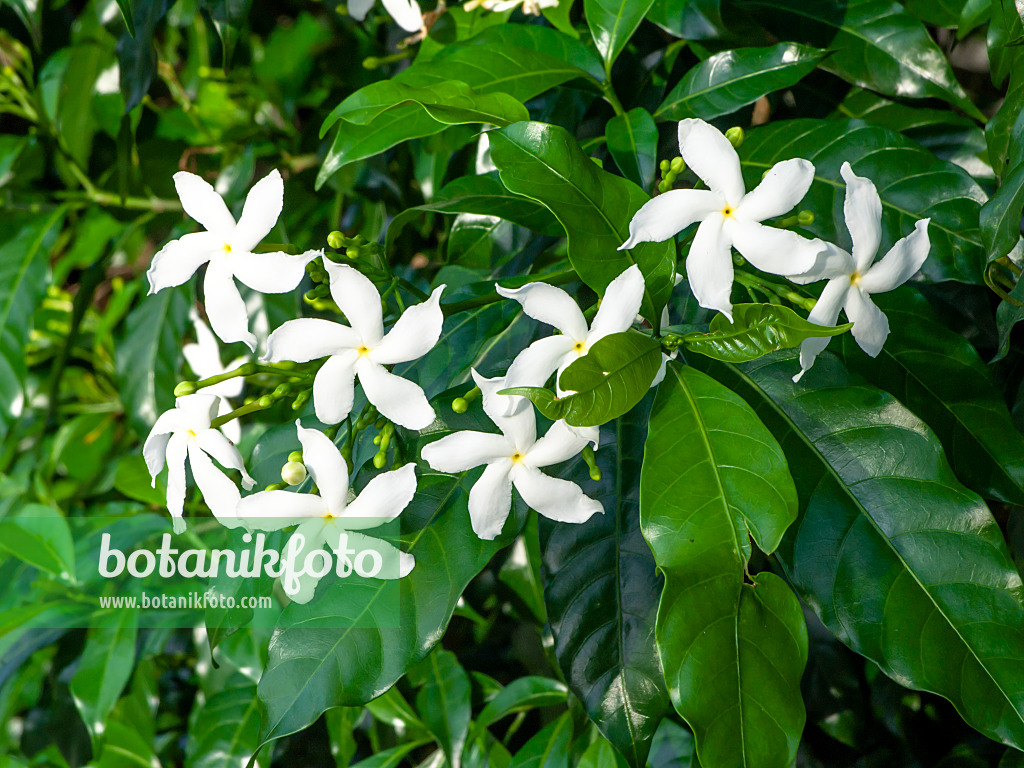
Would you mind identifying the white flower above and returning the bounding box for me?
[464,0,558,13]
[147,169,322,351]
[143,394,255,534]
[236,421,416,603]
[265,261,445,430]
[790,163,931,382]
[183,309,247,444]
[348,0,423,32]
[421,369,603,540]
[619,118,825,321]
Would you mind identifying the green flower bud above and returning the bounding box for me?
[659,159,670,174]
[797,210,815,226]
[264,482,286,491]
[327,231,345,250]
[582,445,601,481]
[174,381,198,397]
[725,126,744,148]
[239,363,257,376]
[281,461,307,486]
[258,395,274,408]
[670,156,685,173]
[287,450,303,463]
[373,434,382,445]
[346,246,360,259]
[373,451,387,469]
[658,180,671,194]
[275,360,297,371]
[452,397,468,413]
[291,389,312,410]
[363,56,381,70]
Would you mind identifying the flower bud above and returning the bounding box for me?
[452,397,468,413]
[287,450,303,463]
[797,210,815,227]
[658,180,671,194]
[346,246,360,259]
[174,381,198,397]
[725,126,744,148]
[659,159,670,174]
[265,482,286,491]
[239,362,257,376]
[582,445,601,481]
[258,395,274,408]
[327,231,345,250]
[363,56,382,70]
[281,461,307,486]
[670,156,685,173]
[373,450,387,469]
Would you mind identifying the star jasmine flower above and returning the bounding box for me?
[421,369,603,540]
[147,169,322,351]
[790,162,931,382]
[143,394,256,534]
[265,261,446,430]
[235,422,416,603]
[348,0,424,32]
[183,310,247,444]
[618,118,825,320]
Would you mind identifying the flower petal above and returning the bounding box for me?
[840,162,883,274]
[372,284,446,365]
[678,118,745,206]
[235,489,327,531]
[165,433,189,533]
[495,282,588,341]
[265,318,360,364]
[296,420,350,511]
[357,358,435,430]
[341,463,418,529]
[858,219,931,294]
[472,369,536,452]
[324,262,384,347]
[147,232,219,294]
[173,172,236,237]
[468,459,514,540]
[232,169,283,253]
[685,214,734,320]
[328,530,415,578]
[197,429,255,490]
[381,0,423,30]
[736,158,815,222]
[187,442,242,523]
[312,350,359,426]
[787,242,855,285]
[422,431,514,473]
[230,248,322,294]
[525,419,590,468]
[727,218,822,277]
[279,518,331,604]
[794,276,851,382]
[204,259,257,351]
[218,399,242,446]
[618,189,721,250]
[845,287,890,357]
[501,335,577,415]
[348,0,375,20]
[511,464,603,524]
[589,264,645,343]
[144,408,185,481]
[184,310,227,376]
[175,393,220,427]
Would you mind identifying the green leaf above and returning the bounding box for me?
[114,454,166,507]
[655,43,826,122]
[986,64,1024,178]
[903,0,968,27]
[325,707,361,768]
[115,0,135,36]
[503,332,663,428]
[186,686,263,768]
[744,0,985,121]
[508,712,574,768]
[647,0,729,40]
[835,288,1024,507]
[473,677,568,733]
[327,80,529,128]
[254,472,526,750]
[740,119,987,284]
[70,610,138,745]
[115,287,189,434]
[0,504,76,579]
[116,0,168,111]
[489,122,676,322]
[95,720,160,768]
[982,161,1024,261]
[641,363,805,768]
[411,649,472,768]
[541,399,671,766]
[699,350,1024,751]
[584,0,657,70]
[349,742,433,768]
[541,0,578,39]
[682,303,852,364]
[578,738,628,768]
[606,107,658,190]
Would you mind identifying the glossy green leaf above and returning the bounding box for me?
[254,471,526,751]
[349,741,432,768]
[474,677,568,732]
[740,119,987,284]
[606,107,657,190]
[987,64,1024,178]
[0,504,75,579]
[655,43,826,122]
[835,288,1024,506]
[115,0,135,36]
[497,516,547,623]
[503,332,663,428]
[96,720,160,768]
[70,610,138,744]
[641,363,805,768]
[578,738,628,768]
[508,712,573,768]
[116,0,168,111]
[541,0,578,39]
[186,686,262,768]
[489,122,676,321]
[325,707,361,768]
[541,399,671,766]
[744,0,984,120]
[682,303,852,364]
[982,162,1024,262]
[412,649,472,768]
[646,0,729,40]
[584,0,656,70]
[699,350,1024,751]
[903,0,968,26]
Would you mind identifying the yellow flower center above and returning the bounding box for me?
[186,429,197,440]
[356,345,370,357]
[322,510,336,519]
[222,243,232,253]
[573,341,585,353]
[511,452,524,464]
[850,271,862,286]
[721,206,734,219]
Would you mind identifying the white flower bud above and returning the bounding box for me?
[281,461,307,486]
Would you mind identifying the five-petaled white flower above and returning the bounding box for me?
[183,309,247,444]
[619,118,825,321]
[265,262,445,430]
[422,369,603,540]
[348,0,423,31]
[236,421,416,603]
[790,162,930,382]
[143,394,255,534]
[147,169,322,351]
